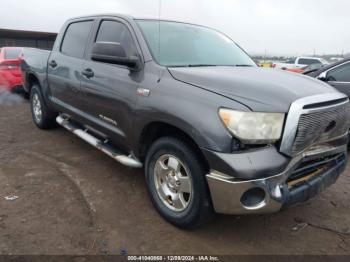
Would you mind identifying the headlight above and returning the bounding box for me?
[219,109,285,144]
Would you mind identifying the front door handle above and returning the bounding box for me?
[82,68,94,79]
[48,60,57,68]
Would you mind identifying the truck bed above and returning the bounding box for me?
[21,48,51,93]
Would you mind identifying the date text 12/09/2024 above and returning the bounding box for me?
[127,256,220,261]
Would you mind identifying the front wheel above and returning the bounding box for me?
[145,137,213,228]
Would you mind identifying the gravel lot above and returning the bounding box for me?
[0,95,350,255]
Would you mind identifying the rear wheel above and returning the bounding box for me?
[30,85,57,129]
[145,137,213,228]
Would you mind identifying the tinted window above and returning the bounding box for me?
[298,58,321,65]
[96,20,137,57]
[5,48,22,59]
[61,21,93,58]
[327,63,350,82]
[137,20,256,67]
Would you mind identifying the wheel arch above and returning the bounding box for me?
[138,121,210,172]
[25,72,40,93]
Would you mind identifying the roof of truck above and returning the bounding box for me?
[70,13,134,20]
[66,14,223,36]
[69,13,183,22]
[68,13,200,26]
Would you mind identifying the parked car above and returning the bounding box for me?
[258,61,273,68]
[285,63,327,74]
[21,14,350,228]
[274,56,329,70]
[0,47,23,92]
[304,58,350,97]
[302,63,327,74]
[284,67,305,74]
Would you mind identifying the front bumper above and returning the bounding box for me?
[206,144,347,215]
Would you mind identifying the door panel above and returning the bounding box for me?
[48,20,93,113]
[328,82,350,98]
[325,61,350,98]
[48,52,85,110]
[80,19,142,150]
[80,62,140,148]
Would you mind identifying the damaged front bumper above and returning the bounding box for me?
[206,144,347,215]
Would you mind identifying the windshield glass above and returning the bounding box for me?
[5,48,22,60]
[136,20,256,67]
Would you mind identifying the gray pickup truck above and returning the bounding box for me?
[21,14,350,228]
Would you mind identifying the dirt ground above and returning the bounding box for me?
[0,95,350,256]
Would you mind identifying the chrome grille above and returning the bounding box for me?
[292,101,350,154]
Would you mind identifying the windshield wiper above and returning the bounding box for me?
[169,64,255,68]
[169,64,218,68]
[187,64,254,67]
[186,64,219,67]
[234,64,255,67]
[179,64,217,67]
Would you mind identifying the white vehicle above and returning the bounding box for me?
[274,57,329,70]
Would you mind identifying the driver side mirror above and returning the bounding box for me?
[91,42,141,71]
[317,71,327,81]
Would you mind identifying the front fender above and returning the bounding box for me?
[130,68,251,153]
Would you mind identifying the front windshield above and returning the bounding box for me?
[136,20,256,67]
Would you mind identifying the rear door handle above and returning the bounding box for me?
[48,60,57,68]
[82,68,94,79]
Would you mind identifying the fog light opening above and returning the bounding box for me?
[240,187,266,209]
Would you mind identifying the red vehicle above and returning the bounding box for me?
[284,67,305,74]
[0,47,23,92]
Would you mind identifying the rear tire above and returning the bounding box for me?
[145,137,213,229]
[30,85,57,129]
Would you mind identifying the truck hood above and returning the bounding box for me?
[168,66,338,112]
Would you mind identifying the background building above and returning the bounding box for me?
[0,28,57,50]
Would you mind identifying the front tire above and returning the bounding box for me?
[30,85,57,129]
[145,137,213,228]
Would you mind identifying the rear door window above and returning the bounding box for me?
[95,20,137,57]
[327,62,350,82]
[4,49,22,59]
[61,21,93,58]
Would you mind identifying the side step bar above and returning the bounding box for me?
[56,115,143,168]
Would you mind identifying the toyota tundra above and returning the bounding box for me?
[21,14,350,228]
